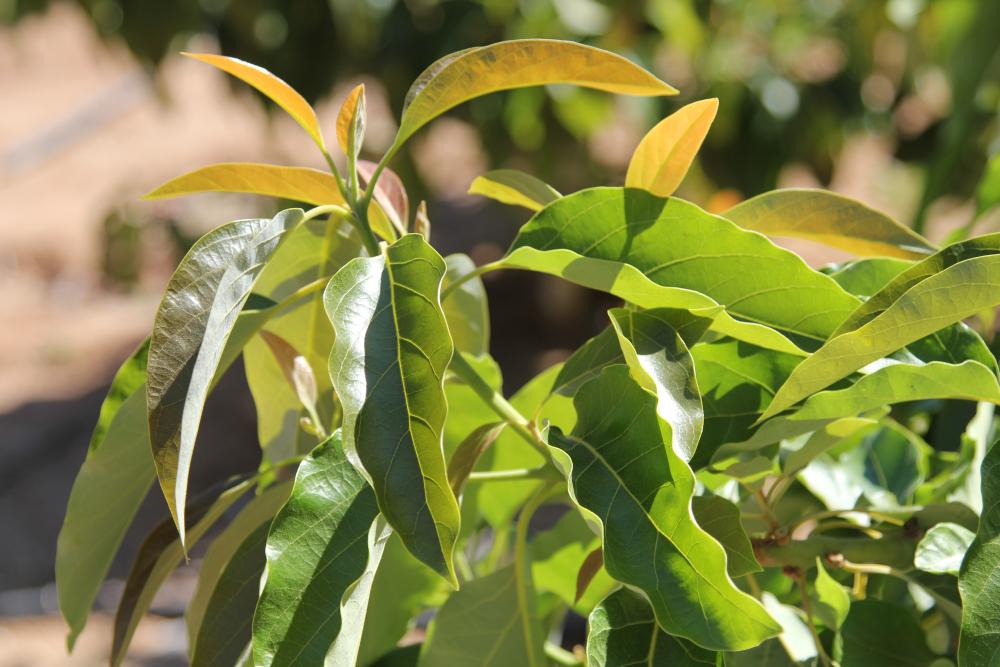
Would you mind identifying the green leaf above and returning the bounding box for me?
[759,593,816,663]
[724,639,798,667]
[419,565,546,666]
[781,418,878,477]
[447,422,506,495]
[147,208,304,544]
[915,522,975,576]
[530,509,613,612]
[142,163,343,204]
[393,40,677,151]
[337,84,366,159]
[325,233,461,583]
[763,253,1000,421]
[839,599,934,667]
[552,327,624,397]
[906,322,999,374]
[251,432,380,667]
[976,153,1000,216]
[111,477,256,667]
[723,189,936,260]
[609,307,706,461]
[548,366,780,650]
[625,98,718,197]
[828,257,912,297]
[183,53,325,149]
[468,169,561,211]
[442,254,490,356]
[959,442,1000,664]
[691,496,761,577]
[812,558,850,630]
[587,588,717,666]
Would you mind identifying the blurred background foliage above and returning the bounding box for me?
[6,0,999,233]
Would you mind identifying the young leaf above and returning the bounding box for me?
[530,510,613,612]
[419,565,546,666]
[447,422,506,494]
[839,599,935,666]
[959,443,1000,664]
[251,433,380,667]
[259,331,319,420]
[812,558,850,630]
[392,39,677,151]
[337,83,366,159]
[609,307,705,461]
[691,496,761,577]
[147,209,304,545]
[442,254,490,356]
[183,53,325,149]
[413,200,431,238]
[625,98,719,197]
[358,161,409,236]
[325,234,461,583]
[111,477,256,666]
[507,187,858,342]
[724,189,937,260]
[762,254,1000,420]
[142,163,343,204]
[587,588,717,667]
[915,522,975,576]
[575,548,605,604]
[467,169,561,211]
[548,366,780,650]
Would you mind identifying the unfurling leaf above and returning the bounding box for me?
[142,163,343,204]
[468,169,561,211]
[337,83,366,159]
[625,98,718,197]
[413,200,431,238]
[325,234,461,584]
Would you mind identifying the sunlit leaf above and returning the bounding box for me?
[359,160,408,236]
[142,163,343,204]
[337,83,366,159]
[724,189,936,260]
[915,522,975,576]
[959,443,1000,664]
[468,169,561,211]
[530,509,613,612]
[625,98,718,197]
[325,234,461,583]
[812,557,850,630]
[691,496,761,577]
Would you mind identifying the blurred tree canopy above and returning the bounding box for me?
[6,0,999,229]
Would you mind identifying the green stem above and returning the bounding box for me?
[841,560,962,622]
[515,483,555,667]
[788,508,906,534]
[753,532,917,570]
[320,148,353,205]
[797,576,833,667]
[441,260,505,301]
[544,643,582,666]
[467,467,559,483]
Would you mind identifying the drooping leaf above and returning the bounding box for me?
[915,522,975,576]
[959,442,1000,664]
[609,307,705,461]
[111,477,256,667]
[447,422,506,495]
[548,366,780,650]
[442,254,490,356]
[251,433,380,667]
[691,496,761,577]
[147,208,304,544]
[762,254,1000,420]
[325,234,461,583]
[625,98,718,197]
[811,558,850,630]
[183,52,325,148]
[575,548,605,605]
[467,169,561,211]
[419,565,546,667]
[337,83,366,159]
[587,588,717,667]
[392,39,677,151]
[838,599,935,667]
[142,163,343,204]
[530,509,613,612]
[724,189,936,260]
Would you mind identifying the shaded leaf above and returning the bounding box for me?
[959,442,1000,664]
[915,522,975,576]
[575,548,604,604]
[625,98,718,197]
[691,496,761,577]
[587,588,716,667]
[442,254,490,356]
[530,509,613,612]
[447,422,506,495]
[548,366,779,650]
[839,600,934,667]
[468,169,561,211]
[143,163,343,204]
[325,234,460,583]
[724,189,936,260]
[828,257,912,297]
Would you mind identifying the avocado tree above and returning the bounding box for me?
[58,40,1000,666]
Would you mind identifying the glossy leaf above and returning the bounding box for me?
[184,52,325,148]
[147,209,304,544]
[812,558,850,630]
[609,307,705,460]
[625,98,718,197]
[325,234,460,583]
[915,522,975,576]
[508,187,858,343]
[143,163,343,204]
[724,189,936,260]
[587,588,717,667]
[419,565,545,666]
[839,600,934,667]
[393,39,677,150]
[442,254,490,356]
[251,433,379,667]
[959,443,1000,664]
[548,366,780,650]
[763,254,1000,420]
[468,169,561,211]
[337,83,366,159]
[691,496,761,577]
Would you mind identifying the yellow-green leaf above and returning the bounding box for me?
[467,169,561,211]
[393,39,677,151]
[336,84,366,159]
[142,163,344,205]
[625,98,718,197]
[724,189,937,260]
[183,52,325,149]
